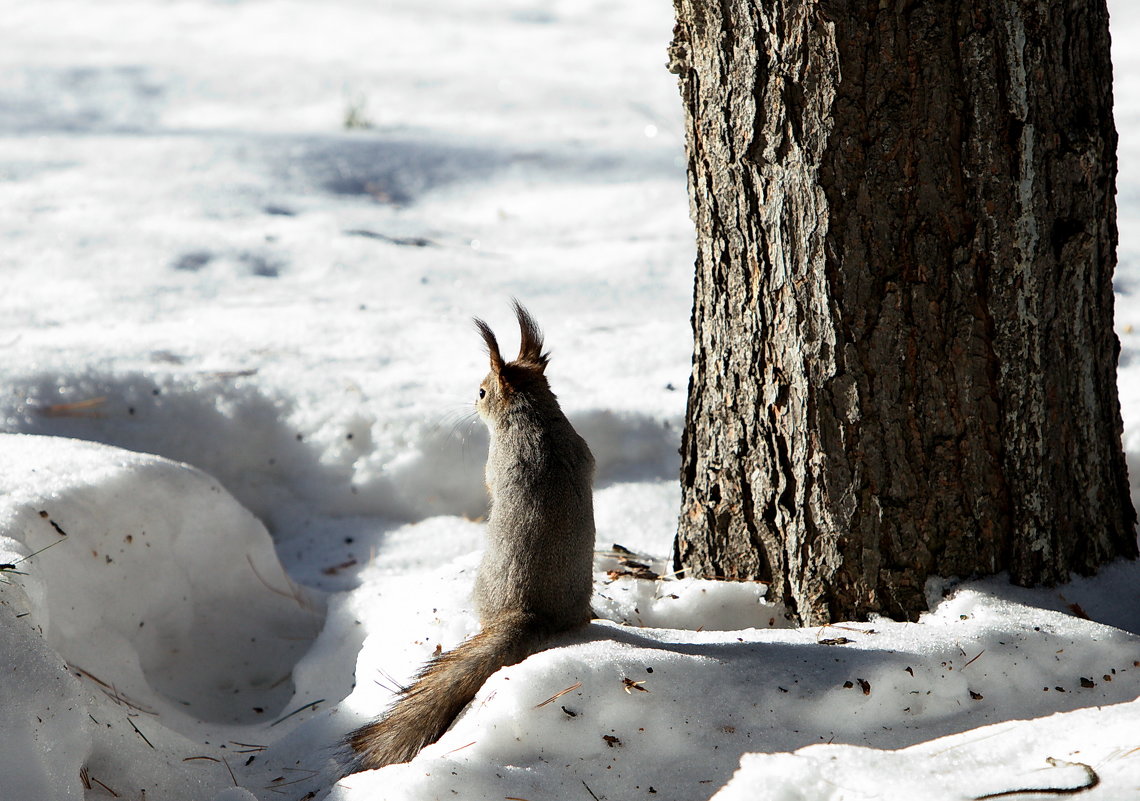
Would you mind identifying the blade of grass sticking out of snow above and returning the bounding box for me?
[962,650,986,670]
[1,536,67,579]
[534,681,582,708]
[128,717,154,749]
[36,396,108,418]
[246,554,312,611]
[270,699,323,727]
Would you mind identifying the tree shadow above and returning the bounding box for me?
[419,601,1140,801]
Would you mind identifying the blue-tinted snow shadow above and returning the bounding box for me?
[0,64,166,134]
[0,372,683,585]
[266,130,684,209]
[1,371,364,527]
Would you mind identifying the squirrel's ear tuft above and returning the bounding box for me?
[474,318,504,373]
[512,299,549,372]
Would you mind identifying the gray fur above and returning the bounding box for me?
[344,303,595,771]
[474,368,595,631]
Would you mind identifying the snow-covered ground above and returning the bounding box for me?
[1,2,1137,799]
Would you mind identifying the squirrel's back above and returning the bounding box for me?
[476,408,594,630]
[343,302,596,772]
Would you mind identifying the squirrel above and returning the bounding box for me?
[344,301,596,771]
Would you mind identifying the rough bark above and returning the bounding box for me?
[671,0,1137,624]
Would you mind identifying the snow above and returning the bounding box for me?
[1,0,1138,799]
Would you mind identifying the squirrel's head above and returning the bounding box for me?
[473,300,551,423]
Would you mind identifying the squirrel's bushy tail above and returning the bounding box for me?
[344,611,557,771]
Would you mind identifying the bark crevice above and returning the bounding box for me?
[672,0,1137,624]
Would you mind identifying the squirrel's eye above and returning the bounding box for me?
[478,388,486,399]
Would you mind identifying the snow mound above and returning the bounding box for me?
[0,434,327,800]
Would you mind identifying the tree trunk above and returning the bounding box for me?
[670,0,1137,625]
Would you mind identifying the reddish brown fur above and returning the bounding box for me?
[344,612,555,771]
[475,301,550,398]
[474,318,504,374]
[511,299,549,371]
